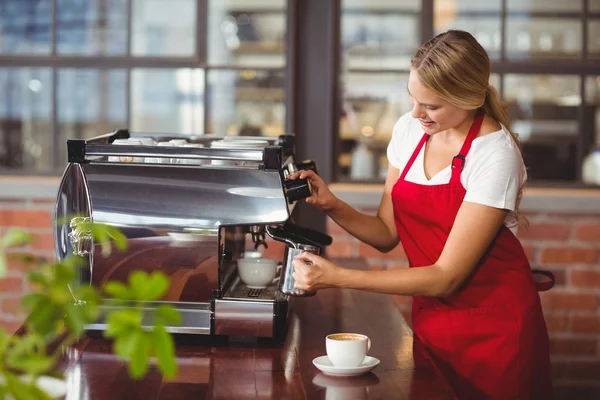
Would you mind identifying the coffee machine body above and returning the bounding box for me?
[54,131,330,339]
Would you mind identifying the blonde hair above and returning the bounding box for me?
[411,29,526,225]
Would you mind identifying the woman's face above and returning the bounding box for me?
[407,69,471,135]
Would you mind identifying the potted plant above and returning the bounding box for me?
[0,221,180,399]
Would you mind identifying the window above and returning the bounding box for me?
[337,0,600,185]
[338,0,421,182]
[0,0,289,174]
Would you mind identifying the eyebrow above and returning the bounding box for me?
[406,86,440,108]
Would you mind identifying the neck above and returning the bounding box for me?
[437,110,478,143]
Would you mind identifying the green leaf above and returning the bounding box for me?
[154,305,181,326]
[48,286,72,305]
[53,263,77,286]
[0,230,32,249]
[65,303,87,336]
[129,271,149,300]
[5,334,53,377]
[0,329,10,359]
[25,301,58,337]
[129,271,168,301]
[103,282,131,301]
[128,331,151,379]
[73,286,100,305]
[101,224,128,251]
[146,272,169,301]
[113,330,137,360]
[104,309,142,338]
[26,270,49,287]
[4,372,52,400]
[90,225,111,257]
[61,255,84,270]
[20,293,48,312]
[9,354,54,377]
[153,325,177,380]
[0,254,6,279]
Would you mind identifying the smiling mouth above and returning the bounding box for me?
[420,120,434,125]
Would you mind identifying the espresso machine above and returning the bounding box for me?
[54,130,331,338]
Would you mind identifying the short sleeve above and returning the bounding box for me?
[386,112,412,170]
[463,147,526,211]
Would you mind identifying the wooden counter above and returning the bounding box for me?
[50,258,456,399]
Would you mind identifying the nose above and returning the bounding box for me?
[411,103,426,119]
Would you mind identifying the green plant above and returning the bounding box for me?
[0,222,180,400]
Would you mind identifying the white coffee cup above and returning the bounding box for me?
[326,333,371,368]
[237,258,280,289]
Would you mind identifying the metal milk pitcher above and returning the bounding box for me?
[280,243,319,297]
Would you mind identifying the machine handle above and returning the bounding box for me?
[265,224,332,249]
[295,160,318,175]
[283,178,312,204]
[282,222,332,247]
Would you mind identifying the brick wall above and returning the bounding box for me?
[325,208,600,391]
[0,199,55,334]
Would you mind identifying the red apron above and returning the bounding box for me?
[391,114,554,399]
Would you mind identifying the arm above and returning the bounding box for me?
[293,201,507,297]
[290,166,400,252]
[327,164,400,252]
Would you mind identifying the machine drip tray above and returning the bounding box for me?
[225,277,281,301]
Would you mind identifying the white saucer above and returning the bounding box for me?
[312,356,380,377]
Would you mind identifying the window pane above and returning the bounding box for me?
[591,1,600,12]
[339,72,412,181]
[57,0,128,55]
[208,0,286,67]
[58,69,127,166]
[434,1,501,60]
[342,0,420,70]
[131,69,204,135]
[507,0,583,12]
[589,20,600,59]
[435,0,501,13]
[506,18,582,60]
[0,68,52,171]
[132,0,196,56]
[0,0,52,54]
[504,74,581,181]
[207,69,285,137]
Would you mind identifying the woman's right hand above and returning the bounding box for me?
[287,169,340,214]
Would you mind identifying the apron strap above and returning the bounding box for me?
[450,112,485,184]
[400,133,429,181]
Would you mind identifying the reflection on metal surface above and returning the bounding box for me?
[68,217,92,256]
[214,297,277,337]
[83,163,289,229]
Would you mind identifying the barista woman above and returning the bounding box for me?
[289,30,554,399]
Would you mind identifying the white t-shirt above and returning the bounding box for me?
[387,112,527,234]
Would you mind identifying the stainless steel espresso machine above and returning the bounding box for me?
[54,130,331,339]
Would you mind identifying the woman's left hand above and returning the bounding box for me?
[291,252,340,291]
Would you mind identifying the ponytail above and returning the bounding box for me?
[483,85,528,227]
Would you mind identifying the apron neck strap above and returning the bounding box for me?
[450,112,485,184]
